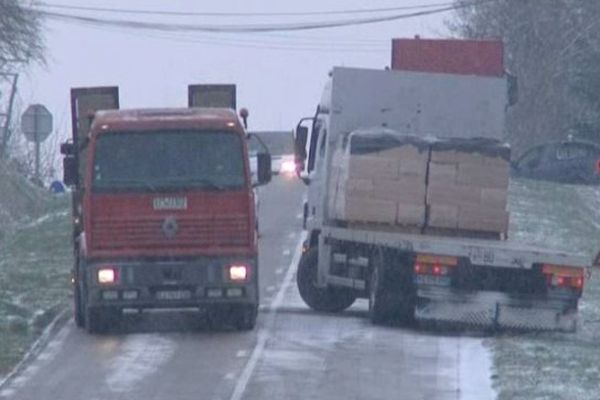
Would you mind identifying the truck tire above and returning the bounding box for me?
[74,282,85,328]
[85,307,120,334]
[297,248,356,313]
[235,304,258,331]
[368,248,415,325]
[73,257,85,328]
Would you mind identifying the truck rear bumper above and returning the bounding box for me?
[415,286,578,332]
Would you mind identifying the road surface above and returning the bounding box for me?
[0,177,495,400]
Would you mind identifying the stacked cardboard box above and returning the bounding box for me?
[426,138,510,235]
[330,131,429,227]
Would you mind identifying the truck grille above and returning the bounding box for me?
[91,214,249,251]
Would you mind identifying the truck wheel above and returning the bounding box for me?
[85,307,120,334]
[368,248,415,325]
[235,304,258,331]
[297,248,356,313]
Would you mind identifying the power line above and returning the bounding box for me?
[35,2,456,18]
[110,28,389,53]
[58,19,389,53]
[35,4,473,34]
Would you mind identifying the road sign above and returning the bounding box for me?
[21,104,53,143]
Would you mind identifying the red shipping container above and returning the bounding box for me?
[391,38,504,77]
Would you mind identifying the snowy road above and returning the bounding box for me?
[0,178,494,400]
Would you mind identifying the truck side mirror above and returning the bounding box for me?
[60,141,75,155]
[295,126,308,162]
[63,156,78,186]
[256,153,272,186]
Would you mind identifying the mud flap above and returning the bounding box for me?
[415,288,578,332]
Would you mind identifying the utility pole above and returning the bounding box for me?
[0,72,19,158]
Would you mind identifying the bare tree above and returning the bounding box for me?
[450,0,600,154]
[0,0,45,71]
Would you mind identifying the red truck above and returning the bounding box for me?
[61,85,271,333]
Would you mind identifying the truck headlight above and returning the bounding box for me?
[98,266,119,285]
[228,265,249,282]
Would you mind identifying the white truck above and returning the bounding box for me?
[293,65,589,331]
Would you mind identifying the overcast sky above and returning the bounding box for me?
[17,0,451,143]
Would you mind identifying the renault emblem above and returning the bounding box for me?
[161,216,179,238]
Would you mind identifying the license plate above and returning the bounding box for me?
[155,290,192,300]
[415,275,451,286]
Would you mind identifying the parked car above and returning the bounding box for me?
[512,139,600,184]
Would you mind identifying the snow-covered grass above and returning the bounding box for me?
[0,196,72,376]
[493,179,600,400]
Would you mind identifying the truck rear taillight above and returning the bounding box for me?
[228,265,249,282]
[414,254,458,276]
[97,266,120,285]
[543,264,584,291]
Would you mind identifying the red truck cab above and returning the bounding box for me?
[61,86,271,333]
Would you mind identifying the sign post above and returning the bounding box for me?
[21,104,53,183]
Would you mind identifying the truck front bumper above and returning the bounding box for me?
[84,256,258,310]
[415,286,579,332]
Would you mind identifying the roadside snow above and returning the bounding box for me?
[492,179,600,400]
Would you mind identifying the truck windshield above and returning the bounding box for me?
[92,130,246,192]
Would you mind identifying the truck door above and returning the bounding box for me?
[305,117,329,229]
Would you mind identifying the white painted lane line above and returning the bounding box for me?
[236,350,249,358]
[275,268,284,275]
[295,213,303,219]
[266,285,276,293]
[287,232,296,239]
[282,249,291,256]
[229,233,306,400]
[224,373,236,380]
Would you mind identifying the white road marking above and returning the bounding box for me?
[287,232,296,239]
[266,285,276,293]
[282,249,291,256]
[457,339,496,400]
[224,373,236,380]
[236,350,248,358]
[295,213,303,219]
[275,268,284,275]
[229,232,306,400]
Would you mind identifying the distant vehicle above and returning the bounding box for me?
[250,131,294,175]
[278,154,296,177]
[512,139,600,184]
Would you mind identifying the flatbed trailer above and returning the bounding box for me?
[317,224,588,331]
